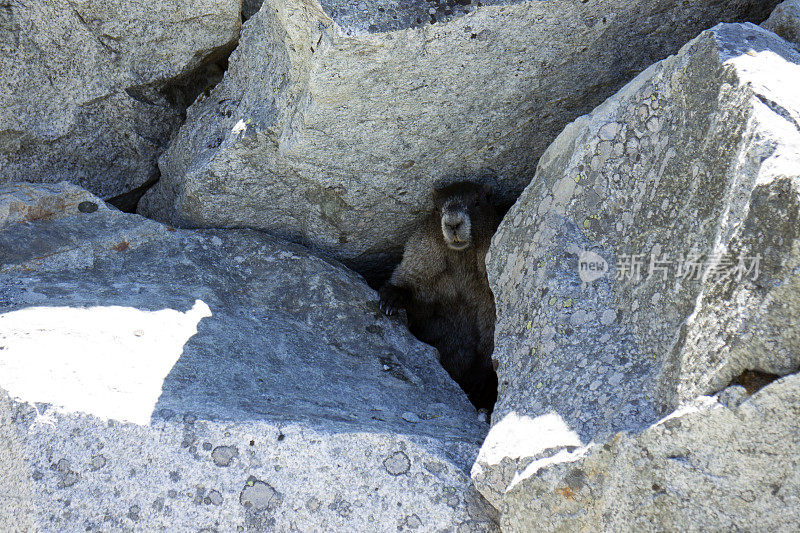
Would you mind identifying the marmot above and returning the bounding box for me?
[379,181,499,413]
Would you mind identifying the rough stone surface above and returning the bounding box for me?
[0,182,497,531]
[494,374,800,531]
[762,0,800,45]
[139,0,775,277]
[474,22,800,527]
[0,0,241,198]
[0,391,35,532]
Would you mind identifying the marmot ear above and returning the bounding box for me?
[432,187,443,206]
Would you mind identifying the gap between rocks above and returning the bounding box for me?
[729,369,785,395]
[105,42,237,213]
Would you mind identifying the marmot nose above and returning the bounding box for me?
[447,221,462,232]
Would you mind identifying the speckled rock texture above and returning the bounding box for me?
[495,375,800,531]
[762,0,800,45]
[138,0,776,277]
[0,0,241,198]
[0,182,497,531]
[473,22,800,529]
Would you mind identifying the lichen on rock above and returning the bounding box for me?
[476,22,800,530]
[0,182,497,531]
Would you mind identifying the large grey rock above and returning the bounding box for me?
[0,0,241,198]
[762,0,800,45]
[474,22,800,527]
[0,182,497,531]
[492,374,800,531]
[139,0,775,277]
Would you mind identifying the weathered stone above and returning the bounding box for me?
[0,0,241,198]
[0,391,35,532]
[139,0,775,277]
[496,374,800,531]
[0,182,497,531]
[474,22,800,528]
[762,0,800,45]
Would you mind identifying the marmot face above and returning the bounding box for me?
[433,182,494,251]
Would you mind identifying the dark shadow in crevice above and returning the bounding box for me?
[158,42,235,118]
[731,369,783,396]
[111,41,237,213]
[121,41,233,123]
[743,2,783,25]
[241,0,264,23]
[105,171,160,213]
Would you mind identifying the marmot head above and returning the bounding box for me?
[433,182,495,251]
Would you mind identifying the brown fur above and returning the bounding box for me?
[379,182,499,411]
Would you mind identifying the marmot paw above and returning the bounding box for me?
[379,285,407,316]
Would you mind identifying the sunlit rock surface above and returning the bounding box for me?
[475,23,800,530]
[0,182,496,531]
[139,0,775,277]
[486,376,800,531]
[0,0,241,197]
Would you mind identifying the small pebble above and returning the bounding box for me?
[78,201,98,213]
[402,412,420,423]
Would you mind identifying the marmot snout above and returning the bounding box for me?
[439,202,471,249]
